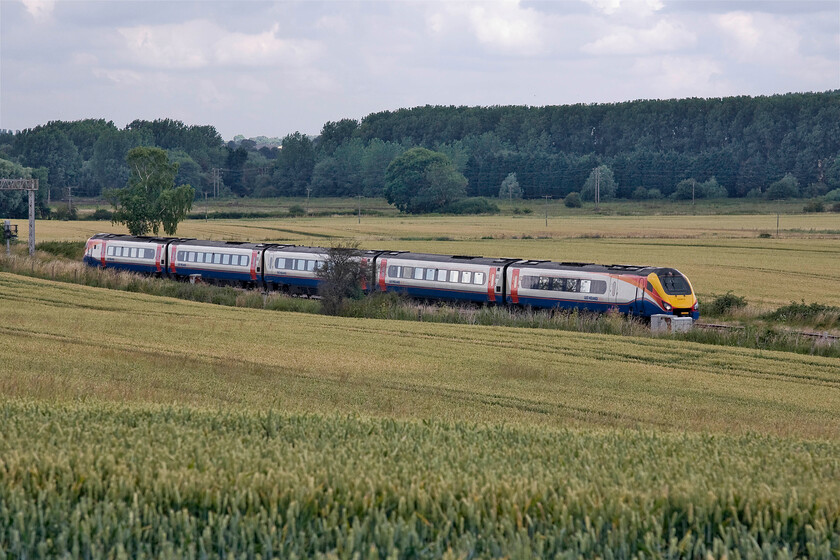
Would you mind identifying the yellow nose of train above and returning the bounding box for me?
[648,269,699,320]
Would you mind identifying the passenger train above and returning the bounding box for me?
[83,233,699,320]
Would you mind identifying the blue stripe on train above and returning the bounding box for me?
[383,284,491,303]
[264,274,320,288]
[173,266,253,282]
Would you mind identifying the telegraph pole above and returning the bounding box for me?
[306,187,312,215]
[542,195,551,228]
[357,194,363,224]
[594,167,600,212]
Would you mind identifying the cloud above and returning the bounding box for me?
[19,0,54,20]
[582,18,696,56]
[582,0,663,17]
[428,1,545,56]
[118,20,323,69]
[630,55,726,96]
[715,12,798,63]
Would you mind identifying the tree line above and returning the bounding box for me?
[1,91,839,218]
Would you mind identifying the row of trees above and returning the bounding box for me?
[1,92,839,217]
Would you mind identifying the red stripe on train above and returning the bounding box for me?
[378,258,387,291]
[510,269,520,304]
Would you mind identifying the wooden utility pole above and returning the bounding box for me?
[542,195,551,227]
[0,179,38,255]
[594,167,601,212]
[357,194,363,224]
[306,187,312,214]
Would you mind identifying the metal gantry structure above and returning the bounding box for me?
[0,179,38,255]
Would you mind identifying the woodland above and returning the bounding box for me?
[1,91,839,217]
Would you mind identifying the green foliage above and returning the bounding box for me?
[764,301,840,329]
[51,204,78,221]
[287,204,306,216]
[35,240,86,260]
[803,199,825,213]
[824,188,840,202]
[564,191,582,208]
[671,177,727,200]
[498,172,522,199]
[110,147,194,236]
[316,242,364,315]
[384,147,467,213]
[765,173,800,200]
[87,208,113,221]
[704,291,747,316]
[441,197,499,215]
[581,165,617,201]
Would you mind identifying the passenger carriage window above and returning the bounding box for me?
[275,258,284,269]
[296,259,306,271]
[520,276,536,290]
[306,260,315,272]
[222,254,230,265]
[425,269,436,281]
[214,254,222,264]
[284,259,295,270]
[187,252,195,262]
[474,272,485,285]
[413,268,424,280]
[129,248,136,258]
[107,246,114,256]
[461,271,472,284]
[387,265,399,278]
[242,256,250,267]
[437,269,447,282]
[565,279,579,292]
[117,247,124,257]
[145,249,154,259]
[591,280,607,294]
[580,280,591,293]
[402,267,414,279]
[449,270,459,283]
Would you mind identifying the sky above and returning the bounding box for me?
[1,0,838,140]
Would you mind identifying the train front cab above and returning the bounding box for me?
[644,268,699,320]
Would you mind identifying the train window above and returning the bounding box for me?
[186,252,194,262]
[437,269,447,282]
[565,279,579,292]
[413,268,424,280]
[658,272,691,295]
[128,248,135,258]
[520,275,535,290]
[213,253,221,264]
[106,246,114,256]
[590,280,607,294]
[461,271,472,284]
[538,277,552,290]
[580,280,591,293]
[402,267,414,279]
[306,260,315,272]
[388,265,399,278]
[241,256,249,267]
[222,254,230,265]
[116,247,124,257]
[425,269,436,281]
[275,258,285,269]
[449,270,459,283]
[145,249,154,259]
[474,272,485,285]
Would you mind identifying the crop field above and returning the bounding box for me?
[1,272,840,557]
[12,209,840,306]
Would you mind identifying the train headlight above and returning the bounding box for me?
[663,302,672,311]
[692,301,699,312]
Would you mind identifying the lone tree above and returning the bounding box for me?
[316,241,365,315]
[581,165,617,202]
[384,148,466,213]
[110,147,195,236]
[498,172,522,201]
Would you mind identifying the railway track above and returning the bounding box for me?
[695,322,839,342]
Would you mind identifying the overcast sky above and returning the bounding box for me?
[1,0,838,140]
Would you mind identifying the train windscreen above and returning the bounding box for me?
[657,270,692,295]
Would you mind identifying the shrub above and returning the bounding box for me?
[765,301,840,329]
[832,202,840,213]
[88,208,113,221]
[646,188,663,199]
[765,173,800,200]
[288,204,306,217]
[803,200,825,213]
[705,291,747,316]
[52,205,78,221]
[441,197,499,215]
[824,188,840,202]
[564,192,582,208]
[631,187,648,200]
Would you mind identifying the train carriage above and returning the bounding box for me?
[374,252,518,304]
[83,233,174,275]
[168,240,265,287]
[262,246,329,295]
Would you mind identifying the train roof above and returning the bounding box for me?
[513,260,660,276]
[90,233,191,243]
[379,251,519,267]
[173,239,274,250]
